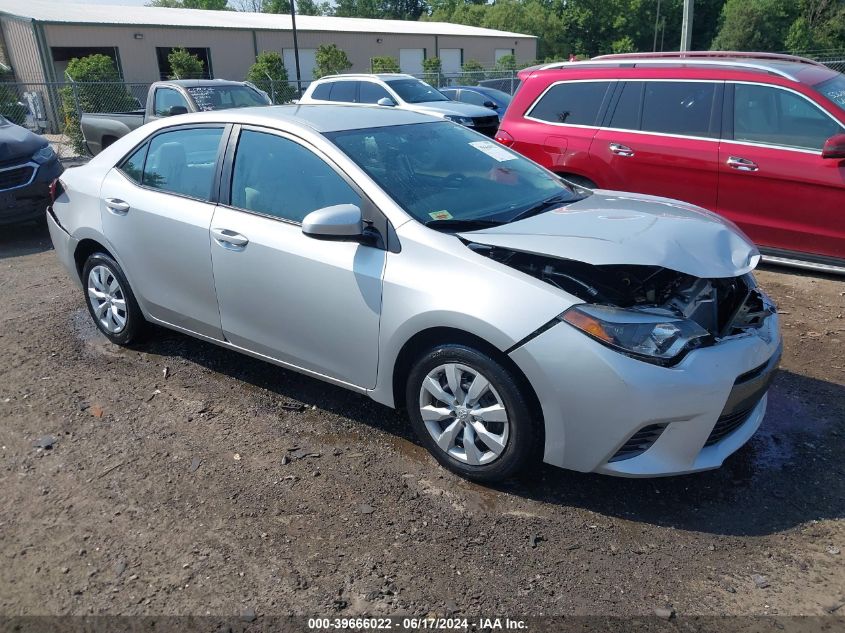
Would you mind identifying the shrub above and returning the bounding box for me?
[246,51,293,103]
[314,44,352,79]
[422,57,444,87]
[460,59,485,86]
[168,48,205,80]
[370,56,400,73]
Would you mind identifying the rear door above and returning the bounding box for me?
[99,125,227,338]
[590,80,722,210]
[717,82,845,260]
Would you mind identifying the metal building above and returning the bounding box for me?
[0,0,537,85]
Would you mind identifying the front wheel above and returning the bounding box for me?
[405,345,540,483]
[82,252,145,345]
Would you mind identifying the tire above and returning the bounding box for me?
[405,344,540,483]
[82,252,145,345]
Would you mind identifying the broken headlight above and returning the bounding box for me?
[561,304,711,366]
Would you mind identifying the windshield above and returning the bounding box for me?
[326,122,584,228]
[816,74,845,113]
[386,79,450,103]
[185,85,271,111]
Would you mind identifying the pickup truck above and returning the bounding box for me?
[80,79,271,155]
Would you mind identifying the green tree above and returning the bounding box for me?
[494,53,517,72]
[314,44,353,78]
[422,56,444,86]
[149,0,230,8]
[168,48,205,79]
[785,0,845,52]
[460,59,485,85]
[247,51,292,103]
[60,54,137,155]
[262,0,325,15]
[370,56,401,73]
[711,0,798,51]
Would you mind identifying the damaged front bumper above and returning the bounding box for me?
[509,309,781,476]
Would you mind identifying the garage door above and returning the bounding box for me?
[440,49,462,76]
[284,48,317,87]
[400,49,425,75]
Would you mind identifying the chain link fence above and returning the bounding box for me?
[1,54,842,160]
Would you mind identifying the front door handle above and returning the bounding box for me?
[727,156,759,172]
[104,198,130,214]
[609,142,635,157]
[211,227,249,250]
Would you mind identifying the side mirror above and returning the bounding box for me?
[822,133,845,159]
[302,204,363,241]
[169,105,188,116]
[376,97,396,107]
[483,100,498,109]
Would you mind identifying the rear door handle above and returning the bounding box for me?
[104,198,130,214]
[609,142,635,157]
[727,156,758,172]
[211,227,249,250]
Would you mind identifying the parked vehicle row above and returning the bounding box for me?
[495,52,845,270]
[47,105,781,482]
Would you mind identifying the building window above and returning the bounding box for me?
[155,47,213,80]
[51,47,122,79]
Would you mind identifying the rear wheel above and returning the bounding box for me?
[406,344,540,482]
[82,252,145,345]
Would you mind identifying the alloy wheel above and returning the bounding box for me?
[87,265,127,334]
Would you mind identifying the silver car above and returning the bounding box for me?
[47,105,782,482]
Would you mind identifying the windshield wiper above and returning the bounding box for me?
[424,218,503,232]
[507,192,581,224]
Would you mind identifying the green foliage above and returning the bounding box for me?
[371,56,401,73]
[422,56,444,86]
[332,0,427,19]
[168,48,205,79]
[246,51,293,103]
[494,53,517,72]
[460,59,485,86]
[60,54,137,156]
[262,0,326,15]
[149,0,230,8]
[711,0,797,51]
[314,44,353,78]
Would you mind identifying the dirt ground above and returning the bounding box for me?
[1,221,843,623]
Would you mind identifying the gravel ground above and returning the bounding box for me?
[1,221,843,622]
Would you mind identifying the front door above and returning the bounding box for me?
[209,127,385,388]
[717,82,845,260]
[99,125,226,339]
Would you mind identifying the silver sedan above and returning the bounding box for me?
[47,105,781,482]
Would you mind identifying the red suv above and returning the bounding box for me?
[495,52,845,271]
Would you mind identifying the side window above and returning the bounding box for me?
[119,142,148,184]
[311,82,332,100]
[230,130,361,224]
[359,82,391,104]
[608,81,644,131]
[143,127,224,200]
[528,81,611,125]
[641,81,716,137]
[733,83,842,151]
[329,81,358,103]
[460,90,488,106]
[154,88,190,117]
[440,89,457,100]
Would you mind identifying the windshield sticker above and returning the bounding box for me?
[469,141,517,162]
[428,210,453,221]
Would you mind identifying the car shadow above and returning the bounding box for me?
[0,220,52,260]
[138,327,843,537]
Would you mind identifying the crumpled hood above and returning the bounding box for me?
[410,101,496,119]
[0,119,46,163]
[459,190,760,279]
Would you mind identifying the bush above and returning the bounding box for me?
[314,44,353,79]
[370,56,400,73]
[460,59,485,86]
[422,57,444,87]
[246,51,293,104]
[168,48,205,80]
[60,54,136,155]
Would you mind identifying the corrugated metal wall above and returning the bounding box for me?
[39,23,536,83]
[1,17,46,83]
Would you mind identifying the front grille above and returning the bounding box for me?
[608,423,668,462]
[0,165,35,191]
[704,407,754,446]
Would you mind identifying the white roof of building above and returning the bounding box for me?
[0,0,535,39]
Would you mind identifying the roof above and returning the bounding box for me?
[0,0,535,39]
[172,103,440,133]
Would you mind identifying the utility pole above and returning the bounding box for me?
[290,0,303,95]
[653,0,662,52]
[680,0,694,52]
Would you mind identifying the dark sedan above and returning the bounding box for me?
[439,86,513,120]
[0,115,63,225]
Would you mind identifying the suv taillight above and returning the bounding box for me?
[49,179,64,206]
[495,130,514,147]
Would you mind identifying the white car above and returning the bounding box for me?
[46,105,781,482]
[299,74,501,137]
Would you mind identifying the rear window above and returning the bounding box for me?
[528,81,611,126]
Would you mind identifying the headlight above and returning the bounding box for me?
[561,304,711,366]
[445,115,474,126]
[32,145,56,164]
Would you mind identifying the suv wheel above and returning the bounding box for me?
[406,344,540,482]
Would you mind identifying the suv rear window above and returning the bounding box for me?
[528,81,611,125]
